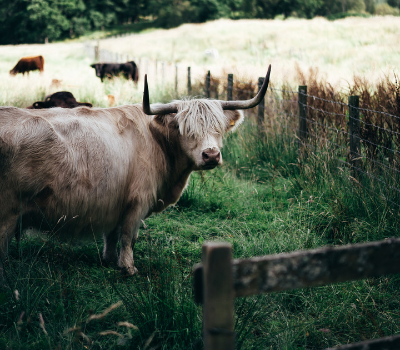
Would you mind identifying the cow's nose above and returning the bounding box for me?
[202,149,220,165]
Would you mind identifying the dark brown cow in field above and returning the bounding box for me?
[10,56,45,76]
[0,66,271,280]
[26,91,93,109]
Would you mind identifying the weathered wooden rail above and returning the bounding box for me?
[193,238,400,350]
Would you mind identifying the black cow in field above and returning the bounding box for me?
[90,61,139,84]
[26,91,93,109]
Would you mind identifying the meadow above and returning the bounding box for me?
[0,16,400,350]
[96,16,400,86]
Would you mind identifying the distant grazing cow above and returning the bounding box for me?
[0,66,271,280]
[90,61,139,84]
[10,56,45,76]
[26,91,93,109]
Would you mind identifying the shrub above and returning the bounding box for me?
[374,3,400,15]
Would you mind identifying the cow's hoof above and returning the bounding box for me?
[120,266,138,276]
[102,257,118,268]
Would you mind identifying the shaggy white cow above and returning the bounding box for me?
[0,65,271,278]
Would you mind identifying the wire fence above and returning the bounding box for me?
[83,43,400,209]
[194,70,400,209]
[297,90,400,209]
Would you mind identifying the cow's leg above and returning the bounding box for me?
[0,214,18,283]
[118,209,143,276]
[102,227,120,265]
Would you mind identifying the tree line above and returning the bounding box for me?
[0,0,398,44]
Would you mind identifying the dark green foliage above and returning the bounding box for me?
[388,0,400,8]
[0,0,385,44]
[364,0,375,13]
[242,0,324,19]
[0,0,144,44]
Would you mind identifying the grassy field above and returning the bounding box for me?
[1,17,400,349]
[95,16,400,86]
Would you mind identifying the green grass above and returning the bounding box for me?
[1,36,400,349]
[1,117,399,349]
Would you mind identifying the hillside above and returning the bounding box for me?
[1,16,400,108]
[96,16,400,85]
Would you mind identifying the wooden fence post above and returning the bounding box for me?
[349,95,361,176]
[162,62,165,86]
[175,65,178,93]
[203,243,235,350]
[258,77,265,129]
[227,74,233,101]
[94,45,99,62]
[205,71,211,98]
[188,67,191,95]
[298,85,308,149]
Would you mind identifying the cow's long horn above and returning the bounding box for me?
[220,64,271,110]
[143,75,178,115]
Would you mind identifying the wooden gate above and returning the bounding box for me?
[193,239,400,349]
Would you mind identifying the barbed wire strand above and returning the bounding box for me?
[291,127,400,175]
[348,115,400,137]
[300,93,349,107]
[358,106,400,122]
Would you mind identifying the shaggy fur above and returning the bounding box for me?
[0,101,243,279]
[175,99,229,138]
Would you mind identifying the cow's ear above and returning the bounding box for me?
[224,110,244,132]
[154,114,179,130]
[79,102,93,108]
[33,102,45,109]
[153,115,164,125]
